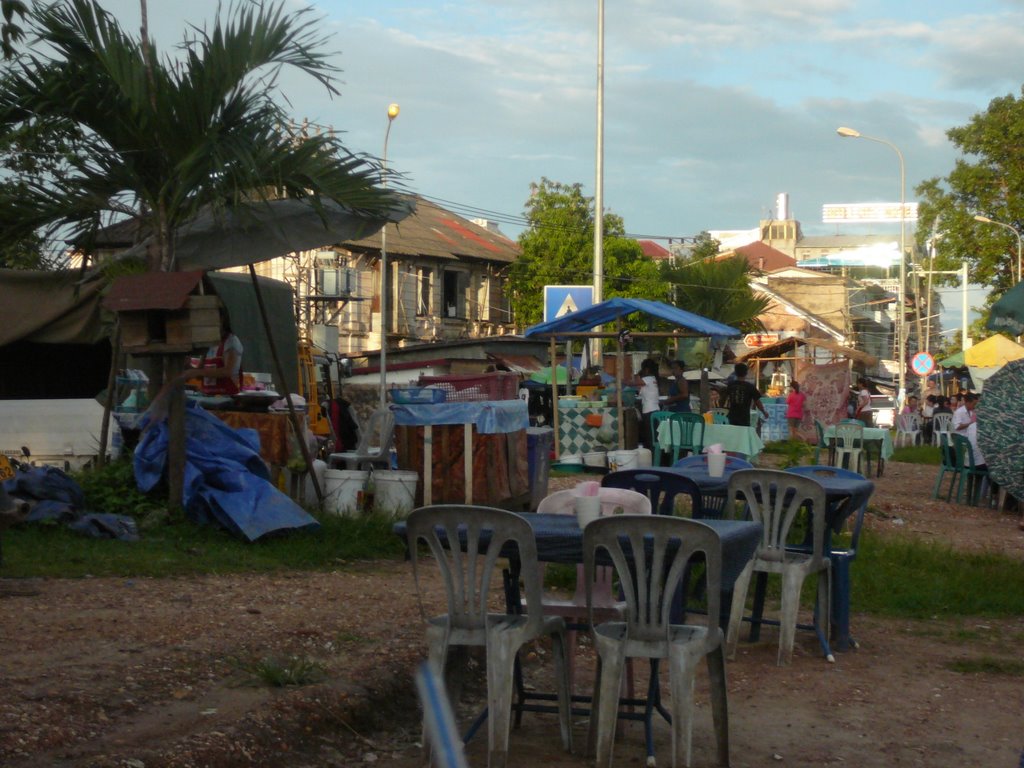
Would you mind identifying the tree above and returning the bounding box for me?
[1,0,26,59]
[916,88,1024,327]
[509,178,666,327]
[661,247,771,332]
[0,0,395,272]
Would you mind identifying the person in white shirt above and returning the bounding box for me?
[951,393,976,434]
[635,358,660,449]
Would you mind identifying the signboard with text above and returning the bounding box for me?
[822,202,919,224]
[743,333,780,348]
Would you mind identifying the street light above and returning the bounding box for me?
[379,102,399,409]
[973,214,1022,284]
[837,126,908,403]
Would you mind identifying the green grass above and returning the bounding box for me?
[0,511,407,579]
[229,654,327,687]
[890,443,943,464]
[853,530,1024,618]
[945,657,1024,676]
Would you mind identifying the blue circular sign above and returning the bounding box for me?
[911,351,935,376]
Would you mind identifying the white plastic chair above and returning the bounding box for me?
[406,505,573,767]
[894,412,921,448]
[832,422,864,473]
[931,412,953,447]
[328,408,394,471]
[534,488,651,695]
[725,470,832,666]
[585,515,729,768]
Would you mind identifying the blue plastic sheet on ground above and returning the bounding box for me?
[134,403,321,542]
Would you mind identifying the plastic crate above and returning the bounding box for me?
[389,386,447,405]
[417,372,519,402]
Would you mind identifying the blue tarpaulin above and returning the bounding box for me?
[134,403,321,542]
[523,297,740,338]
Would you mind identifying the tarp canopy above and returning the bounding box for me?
[986,281,1024,336]
[0,270,108,347]
[939,334,1024,368]
[523,297,740,337]
[112,197,415,273]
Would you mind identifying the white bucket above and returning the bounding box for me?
[373,470,419,518]
[608,449,639,472]
[583,450,607,468]
[635,447,652,467]
[323,469,368,516]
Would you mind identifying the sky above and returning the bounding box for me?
[86,0,1024,329]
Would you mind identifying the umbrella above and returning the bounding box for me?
[986,281,1024,336]
[976,359,1024,500]
[113,197,414,272]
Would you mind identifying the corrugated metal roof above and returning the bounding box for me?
[737,336,878,366]
[345,194,519,264]
[102,271,206,312]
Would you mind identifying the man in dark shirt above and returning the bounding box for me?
[722,363,768,427]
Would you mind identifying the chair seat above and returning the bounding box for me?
[595,621,717,657]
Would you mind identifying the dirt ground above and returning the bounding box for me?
[2,459,1023,768]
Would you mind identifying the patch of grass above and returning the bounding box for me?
[854,531,1024,618]
[890,444,942,465]
[0,511,407,579]
[761,439,814,468]
[230,655,326,687]
[945,657,1024,676]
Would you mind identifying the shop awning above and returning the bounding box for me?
[523,297,739,337]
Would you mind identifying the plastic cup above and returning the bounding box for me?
[574,495,602,528]
[707,452,727,477]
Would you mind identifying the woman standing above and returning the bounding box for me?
[635,358,661,449]
[854,377,873,426]
[786,381,807,438]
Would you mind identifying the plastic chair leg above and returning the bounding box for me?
[725,561,755,660]
[705,644,730,767]
[667,650,698,768]
[592,637,627,768]
[830,556,854,651]
[777,569,806,666]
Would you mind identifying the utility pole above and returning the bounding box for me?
[915,262,971,353]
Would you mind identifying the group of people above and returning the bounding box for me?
[634,358,774,449]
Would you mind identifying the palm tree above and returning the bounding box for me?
[0,0,395,271]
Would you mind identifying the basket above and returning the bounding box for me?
[389,386,447,405]
[417,372,519,402]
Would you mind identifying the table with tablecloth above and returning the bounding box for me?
[823,424,893,476]
[656,419,764,461]
[391,399,530,507]
[212,411,294,468]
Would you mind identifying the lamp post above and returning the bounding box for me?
[973,214,1022,284]
[379,102,399,409]
[837,126,908,403]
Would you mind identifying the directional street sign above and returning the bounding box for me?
[543,285,594,323]
[911,351,935,377]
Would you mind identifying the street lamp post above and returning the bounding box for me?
[379,102,399,409]
[973,214,1022,284]
[837,126,908,403]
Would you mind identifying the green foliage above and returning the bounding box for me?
[0,0,395,270]
[761,439,813,468]
[661,253,771,333]
[0,0,27,59]
[230,655,326,687]
[0,510,407,579]
[916,88,1024,321]
[509,178,666,327]
[73,459,164,519]
[944,657,1024,676]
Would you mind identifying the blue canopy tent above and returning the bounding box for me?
[524,298,740,451]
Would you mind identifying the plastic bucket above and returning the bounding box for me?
[583,450,607,468]
[635,447,652,467]
[608,449,639,472]
[373,470,419,518]
[323,469,368,516]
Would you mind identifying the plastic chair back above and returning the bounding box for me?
[727,469,828,566]
[833,422,864,472]
[931,412,953,446]
[652,412,704,465]
[583,515,722,646]
[406,505,544,637]
[602,468,704,518]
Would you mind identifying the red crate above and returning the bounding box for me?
[417,372,520,402]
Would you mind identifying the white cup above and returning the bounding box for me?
[707,452,727,477]
[574,495,602,528]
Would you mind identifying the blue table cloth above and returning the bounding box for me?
[390,399,528,434]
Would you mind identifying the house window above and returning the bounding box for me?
[417,267,431,316]
[443,269,466,318]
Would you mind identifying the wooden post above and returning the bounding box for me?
[550,335,559,460]
[248,266,322,503]
[97,323,122,469]
[166,354,186,510]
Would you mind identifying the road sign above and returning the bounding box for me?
[911,351,935,377]
[543,285,594,323]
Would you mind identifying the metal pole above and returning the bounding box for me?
[379,103,399,409]
[592,0,605,368]
[962,261,969,349]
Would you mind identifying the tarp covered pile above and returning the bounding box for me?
[135,403,320,542]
